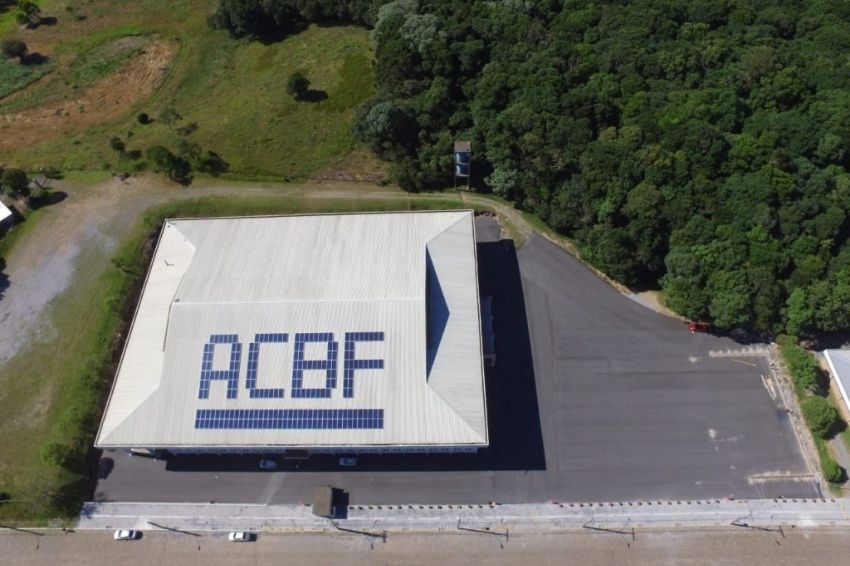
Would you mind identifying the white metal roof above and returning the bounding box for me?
[0,201,12,223]
[825,350,850,417]
[95,211,488,449]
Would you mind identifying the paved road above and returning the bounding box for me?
[76,498,850,532]
[95,219,817,504]
[4,528,850,566]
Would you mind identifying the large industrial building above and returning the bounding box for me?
[95,211,488,454]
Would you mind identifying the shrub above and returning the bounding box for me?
[146,145,192,185]
[1,39,28,61]
[136,112,150,125]
[801,396,840,439]
[16,1,42,28]
[287,71,310,99]
[822,455,846,483]
[109,137,126,153]
[158,107,182,128]
[777,335,823,394]
[0,168,29,197]
[40,166,63,179]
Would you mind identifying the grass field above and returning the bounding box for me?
[0,0,380,179]
[0,190,477,522]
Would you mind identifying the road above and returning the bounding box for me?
[3,528,850,565]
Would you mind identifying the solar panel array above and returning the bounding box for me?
[198,334,241,400]
[343,331,385,397]
[246,333,287,399]
[195,408,384,429]
[291,333,337,398]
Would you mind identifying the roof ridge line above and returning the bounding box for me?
[171,297,426,306]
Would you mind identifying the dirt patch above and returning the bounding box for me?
[0,40,177,150]
[311,147,388,183]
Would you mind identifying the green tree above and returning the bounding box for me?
[801,396,840,439]
[16,1,42,28]
[146,145,192,186]
[706,271,751,329]
[354,100,417,160]
[0,168,29,197]
[287,71,310,99]
[1,39,27,61]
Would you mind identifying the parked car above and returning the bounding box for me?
[688,322,711,333]
[113,529,140,541]
[228,531,254,542]
[338,456,358,467]
[259,459,278,470]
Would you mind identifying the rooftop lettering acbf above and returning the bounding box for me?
[194,331,386,431]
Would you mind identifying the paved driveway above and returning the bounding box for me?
[95,219,817,504]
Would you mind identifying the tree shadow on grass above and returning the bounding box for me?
[298,89,328,103]
[22,52,50,66]
[29,190,67,210]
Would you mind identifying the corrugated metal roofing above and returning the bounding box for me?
[95,211,488,449]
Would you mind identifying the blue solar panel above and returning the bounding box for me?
[246,333,287,399]
[291,333,337,399]
[194,409,384,429]
[343,332,384,398]
[198,335,241,400]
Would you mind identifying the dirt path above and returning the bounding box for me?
[0,176,449,365]
[0,40,176,150]
[0,177,686,366]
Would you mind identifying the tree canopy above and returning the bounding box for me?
[216,0,850,337]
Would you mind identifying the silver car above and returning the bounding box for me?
[113,529,140,541]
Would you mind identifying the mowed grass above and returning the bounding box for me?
[0,1,379,179]
[0,191,473,522]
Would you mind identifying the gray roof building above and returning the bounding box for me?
[95,211,488,452]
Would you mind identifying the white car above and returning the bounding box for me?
[338,457,358,467]
[113,529,140,541]
[228,531,254,542]
[258,459,277,470]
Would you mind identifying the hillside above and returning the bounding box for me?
[0,0,381,180]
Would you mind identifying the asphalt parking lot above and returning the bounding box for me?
[94,217,817,505]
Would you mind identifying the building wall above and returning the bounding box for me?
[163,445,481,456]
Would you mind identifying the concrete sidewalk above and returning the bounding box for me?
[77,498,850,534]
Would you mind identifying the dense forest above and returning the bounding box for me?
[214,0,850,338]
